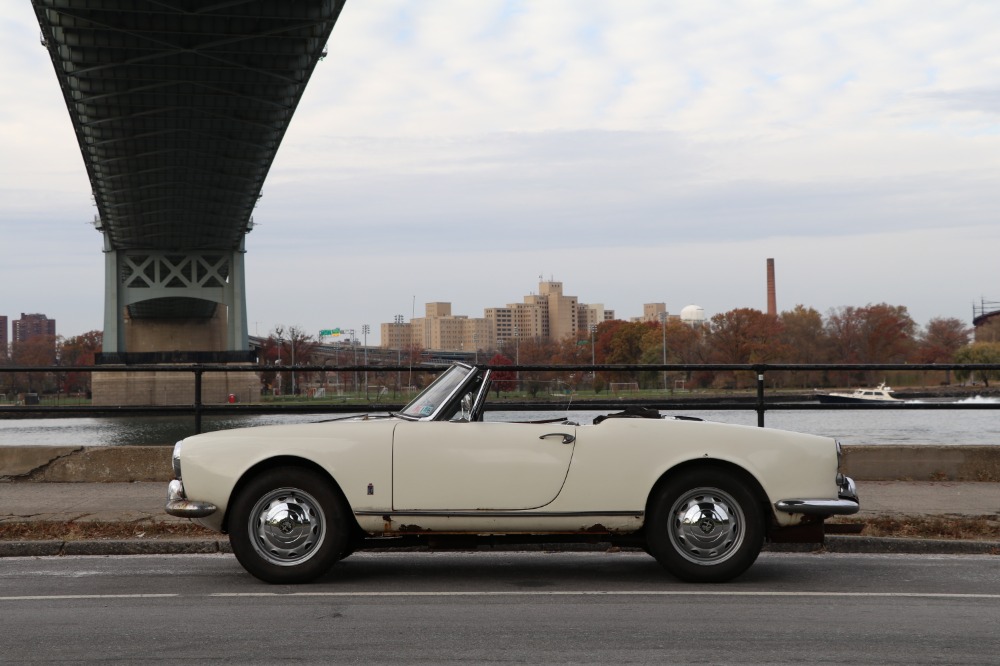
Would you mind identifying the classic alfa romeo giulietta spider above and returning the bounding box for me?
[167,362,859,584]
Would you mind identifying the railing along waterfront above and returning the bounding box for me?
[1,363,998,434]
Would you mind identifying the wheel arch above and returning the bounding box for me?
[644,458,773,528]
[222,455,362,537]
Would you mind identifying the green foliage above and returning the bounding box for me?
[953,343,1000,387]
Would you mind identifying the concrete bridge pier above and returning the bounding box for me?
[93,235,258,406]
[101,234,248,355]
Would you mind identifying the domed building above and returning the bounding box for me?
[680,305,706,327]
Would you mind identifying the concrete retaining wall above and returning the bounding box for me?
[1,445,999,483]
[0,446,172,483]
[92,370,260,406]
[842,446,1000,482]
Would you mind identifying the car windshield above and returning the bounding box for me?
[398,364,473,419]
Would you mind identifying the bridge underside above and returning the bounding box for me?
[32,0,346,357]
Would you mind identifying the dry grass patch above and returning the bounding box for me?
[0,520,217,541]
[830,514,1000,541]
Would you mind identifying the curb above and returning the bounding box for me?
[1,537,997,558]
[823,535,1000,555]
[0,539,232,558]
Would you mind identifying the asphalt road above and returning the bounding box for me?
[2,551,999,664]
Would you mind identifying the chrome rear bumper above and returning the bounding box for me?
[775,475,860,516]
[165,479,218,518]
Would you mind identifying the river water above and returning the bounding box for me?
[1,397,998,446]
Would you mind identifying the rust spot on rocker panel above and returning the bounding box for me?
[397,524,429,533]
[582,524,610,533]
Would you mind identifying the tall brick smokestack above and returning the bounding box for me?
[766,258,777,316]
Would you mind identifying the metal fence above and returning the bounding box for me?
[1,362,998,433]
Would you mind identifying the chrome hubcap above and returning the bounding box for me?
[249,487,326,567]
[668,486,745,565]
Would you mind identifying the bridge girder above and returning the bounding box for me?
[32,0,346,345]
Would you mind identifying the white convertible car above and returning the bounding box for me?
[167,363,859,584]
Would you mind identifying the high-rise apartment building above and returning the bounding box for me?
[633,303,679,324]
[643,303,667,322]
[380,279,620,352]
[409,302,494,352]
[379,319,411,351]
[12,313,56,343]
[0,315,8,357]
[495,280,582,342]
[537,281,578,341]
[579,303,615,332]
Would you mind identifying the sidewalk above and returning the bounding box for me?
[2,480,998,523]
[1,480,998,556]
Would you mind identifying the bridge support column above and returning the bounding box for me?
[103,234,125,354]
[101,235,249,354]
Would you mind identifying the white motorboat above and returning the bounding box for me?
[815,383,901,404]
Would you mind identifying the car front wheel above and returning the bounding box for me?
[646,468,764,583]
[229,467,350,584]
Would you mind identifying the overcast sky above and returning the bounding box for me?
[2,1,999,345]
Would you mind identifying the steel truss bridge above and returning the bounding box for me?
[31,0,346,357]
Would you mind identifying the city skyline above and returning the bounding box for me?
[0,257,989,348]
[3,2,999,346]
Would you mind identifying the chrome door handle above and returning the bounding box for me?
[539,432,575,444]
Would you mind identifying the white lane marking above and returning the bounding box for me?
[1,594,178,601]
[3,591,999,602]
[216,590,1000,599]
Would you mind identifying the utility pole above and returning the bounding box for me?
[349,329,357,394]
[513,326,520,391]
[589,324,597,377]
[394,314,403,392]
[361,324,370,398]
[659,311,668,391]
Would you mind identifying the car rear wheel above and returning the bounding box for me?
[646,467,764,583]
[229,467,350,584]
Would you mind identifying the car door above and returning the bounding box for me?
[391,421,576,510]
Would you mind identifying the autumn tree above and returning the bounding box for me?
[825,303,916,384]
[60,331,102,365]
[662,319,708,365]
[592,320,624,366]
[488,353,516,396]
[266,325,318,395]
[552,332,594,366]
[638,322,688,389]
[655,318,712,388]
[510,338,562,396]
[605,321,654,365]
[857,304,916,363]
[824,306,863,364]
[10,335,58,393]
[779,305,829,387]
[551,333,598,391]
[58,330,103,395]
[914,317,972,384]
[706,309,788,387]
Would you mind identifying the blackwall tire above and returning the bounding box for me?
[229,467,350,584]
[646,467,764,583]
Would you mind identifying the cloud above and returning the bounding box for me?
[3,1,1000,342]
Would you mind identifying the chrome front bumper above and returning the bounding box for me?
[775,475,860,516]
[165,479,218,518]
